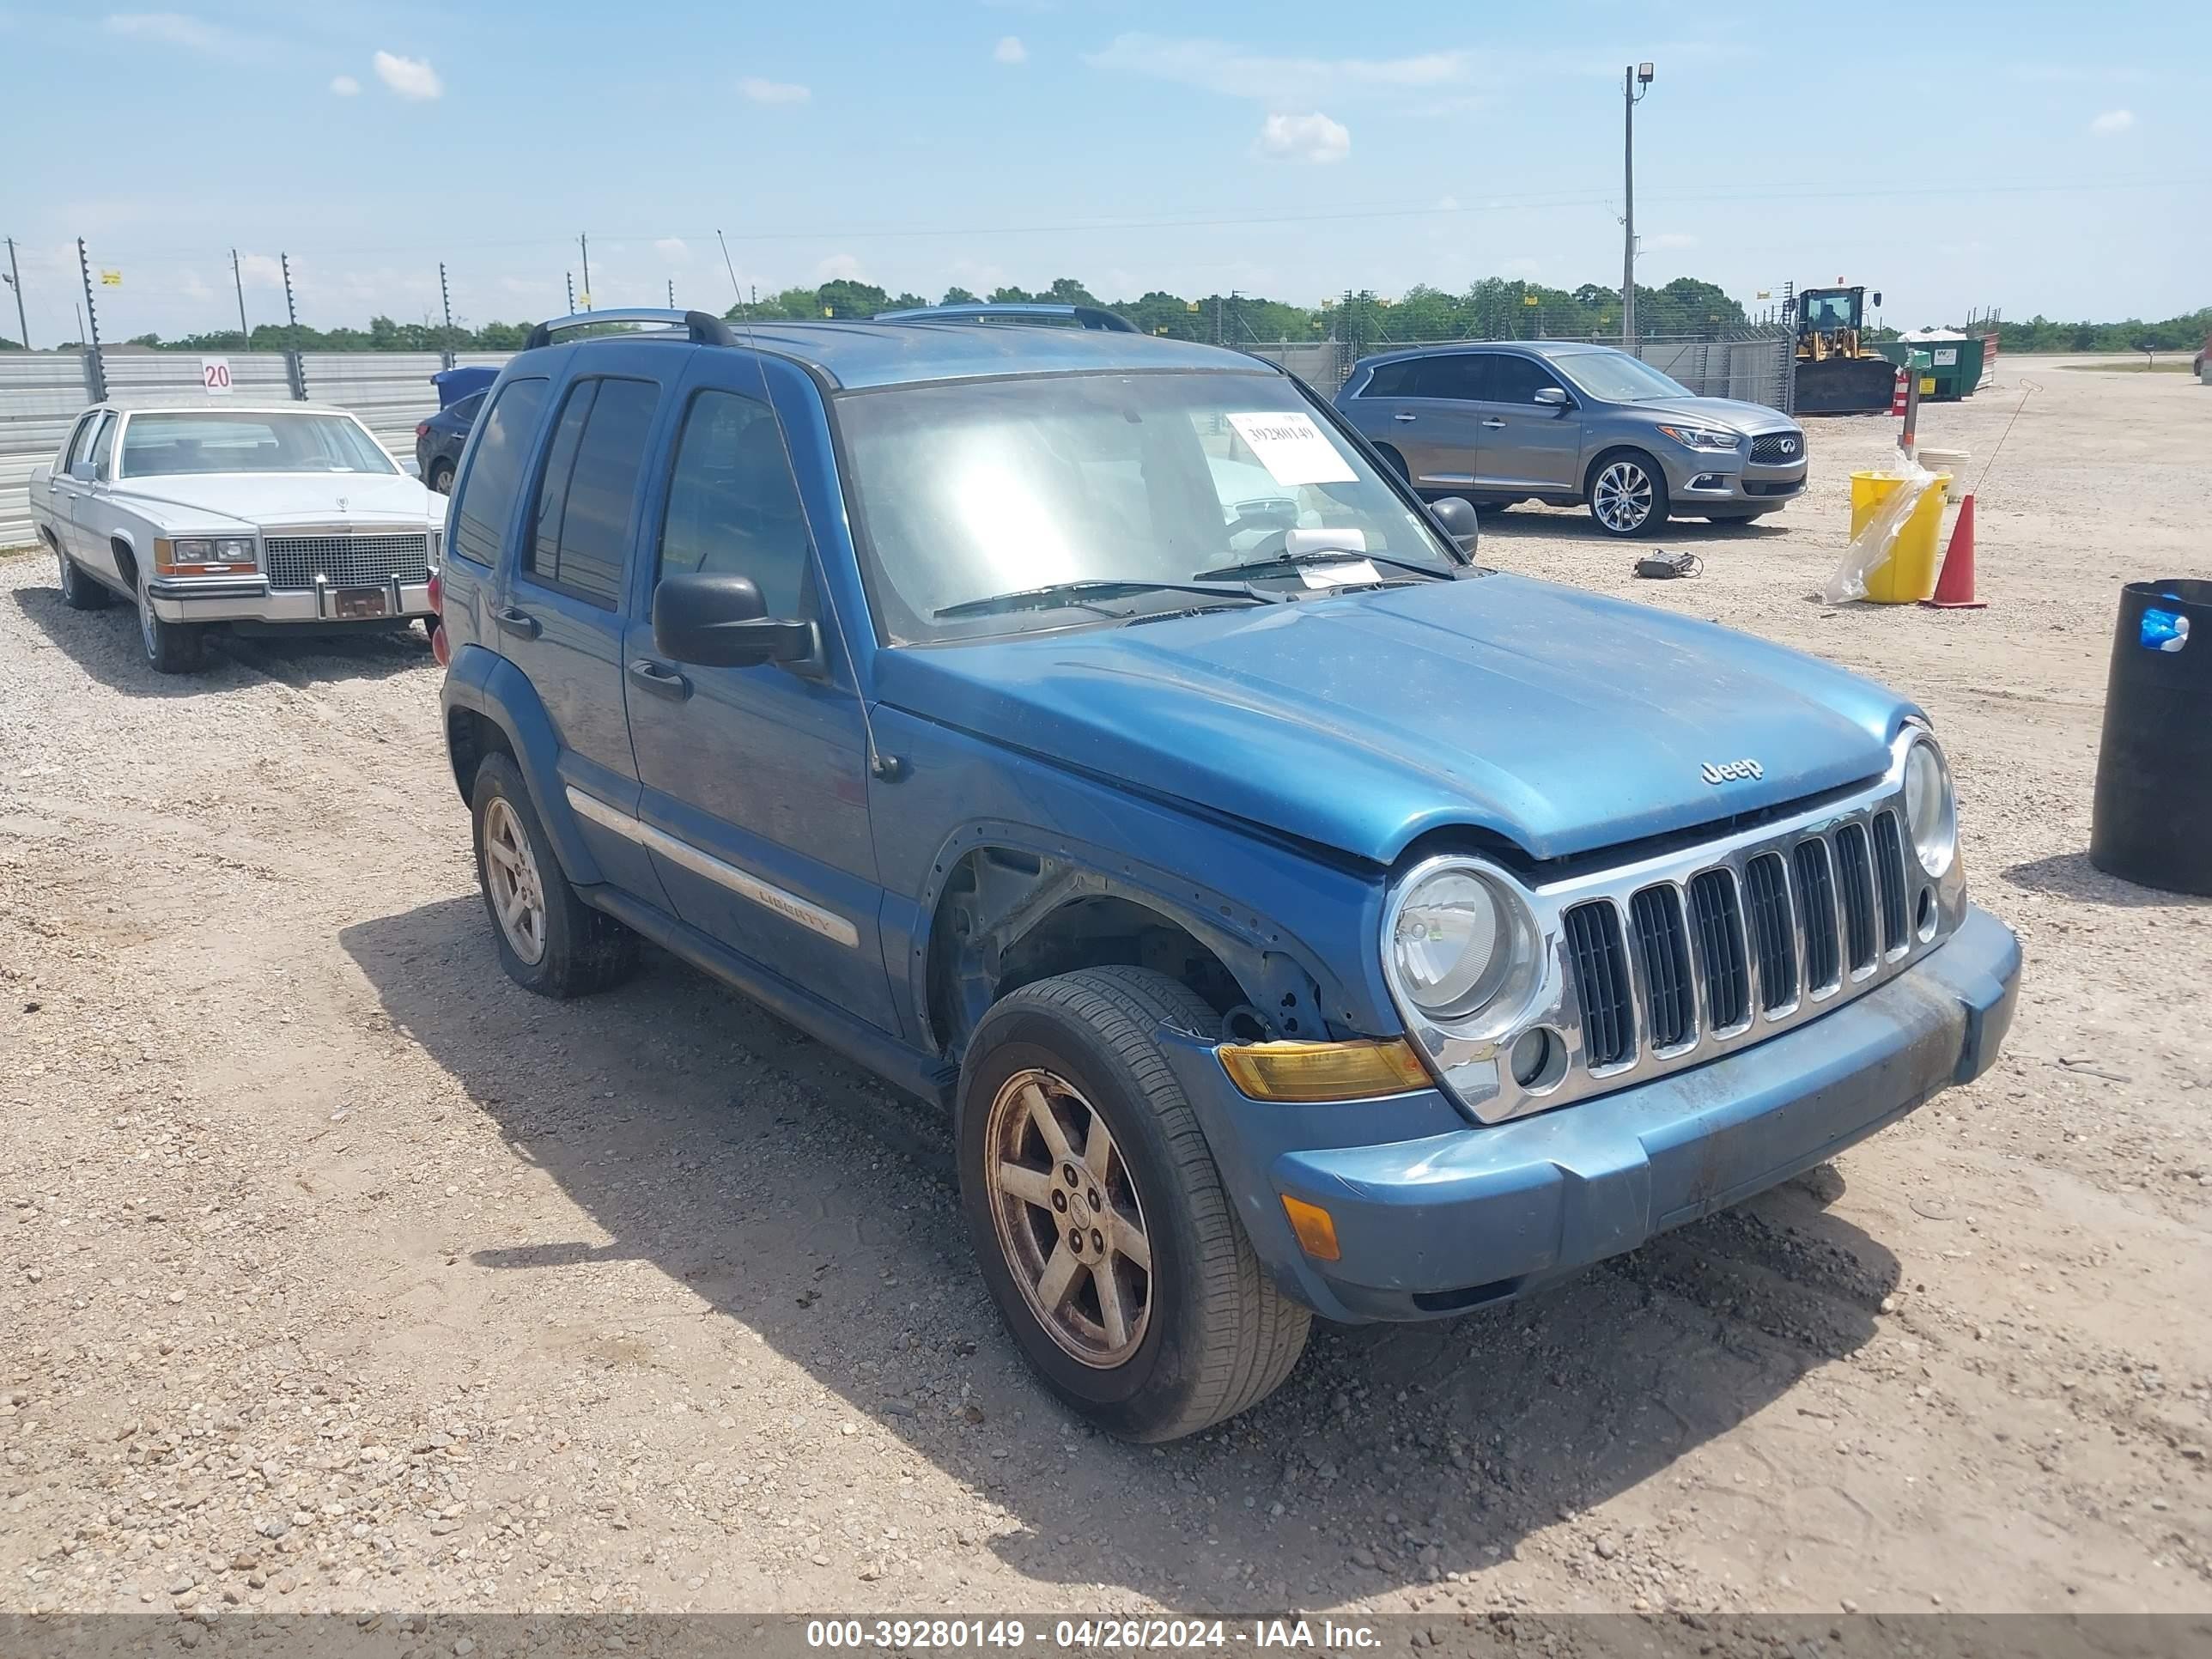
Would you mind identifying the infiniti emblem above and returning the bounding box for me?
[1780,438,1797,456]
[1701,758,1765,785]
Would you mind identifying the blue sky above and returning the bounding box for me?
[3,1,2205,344]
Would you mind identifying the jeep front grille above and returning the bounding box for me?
[263,532,431,592]
[1560,806,1919,1087]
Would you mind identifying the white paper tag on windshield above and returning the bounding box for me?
[1226,411,1357,486]
[1297,559,1382,589]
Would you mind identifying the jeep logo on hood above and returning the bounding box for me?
[1702,758,1765,785]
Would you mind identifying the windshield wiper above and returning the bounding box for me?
[934,578,1274,621]
[1192,548,1454,583]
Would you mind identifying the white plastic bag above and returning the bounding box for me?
[1820,444,1939,605]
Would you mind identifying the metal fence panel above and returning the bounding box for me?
[300,351,449,465]
[0,353,94,549]
[98,349,296,407]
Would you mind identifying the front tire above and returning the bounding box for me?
[136,572,209,673]
[470,752,639,998]
[958,966,1310,1442]
[56,544,112,611]
[1587,451,1671,538]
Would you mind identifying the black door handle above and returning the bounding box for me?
[495,605,540,639]
[627,658,692,701]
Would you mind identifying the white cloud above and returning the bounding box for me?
[2088,107,2135,134]
[236,252,284,288]
[994,35,1027,65]
[1255,111,1350,165]
[1646,232,1699,251]
[653,237,690,264]
[816,252,867,283]
[373,51,442,100]
[738,76,811,105]
[1091,33,1468,103]
[329,74,360,96]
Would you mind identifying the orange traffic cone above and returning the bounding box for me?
[1921,493,1985,609]
[1888,368,1909,416]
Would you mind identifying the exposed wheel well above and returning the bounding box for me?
[925,847,1264,1060]
[445,707,516,804]
[111,538,139,591]
[1375,442,1408,479]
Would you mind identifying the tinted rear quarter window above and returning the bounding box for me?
[1361,362,1416,397]
[450,377,550,568]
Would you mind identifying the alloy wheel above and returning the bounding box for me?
[482,796,549,965]
[985,1067,1154,1369]
[1593,461,1655,533]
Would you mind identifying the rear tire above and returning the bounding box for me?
[958,966,1310,1442]
[1586,450,1671,538]
[56,544,112,611]
[428,459,455,495]
[470,752,639,998]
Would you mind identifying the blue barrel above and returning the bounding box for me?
[2090,579,2212,895]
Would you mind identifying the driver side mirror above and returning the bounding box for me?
[68,459,97,483]
[1534,386,1571,414]
[652,572,815,669]
[1871,291,1883,308]
[1429,495,1480,557]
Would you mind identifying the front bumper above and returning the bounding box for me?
[1164,904,2020,1323]
[148,576,434,625]
[1664,455,1808,510]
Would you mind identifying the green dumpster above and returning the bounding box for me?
[1876,336,1984,400]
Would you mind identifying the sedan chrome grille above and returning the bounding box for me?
[264,532,431,592]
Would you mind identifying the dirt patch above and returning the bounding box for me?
[2,360,2207,1621]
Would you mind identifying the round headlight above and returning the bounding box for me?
[1902,737,1956,876]
[1391,866,1522,1020]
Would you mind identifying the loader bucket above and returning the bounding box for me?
[1795,356,1899,416]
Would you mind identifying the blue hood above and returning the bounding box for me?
[873,575,1910,866]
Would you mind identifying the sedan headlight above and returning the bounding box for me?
[156,536,256,572]
[1387,860,1540,1025]
[1656,424,1741,452]
[1902,734,1957,876]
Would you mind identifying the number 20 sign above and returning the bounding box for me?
[200,357,234,396]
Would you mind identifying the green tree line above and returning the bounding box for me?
[6,277,2203,354]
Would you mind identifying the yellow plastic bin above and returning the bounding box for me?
[1850,471,1952,603]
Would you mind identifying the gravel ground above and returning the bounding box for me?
[2,358,2207,1625]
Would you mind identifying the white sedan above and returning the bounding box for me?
[28,404,444,673]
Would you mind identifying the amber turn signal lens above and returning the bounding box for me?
[1217,1037,1431,1103]
[1279,1195,1341,1262]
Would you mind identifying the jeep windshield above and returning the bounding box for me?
[834,370,1461,643]
[119,411,398,478]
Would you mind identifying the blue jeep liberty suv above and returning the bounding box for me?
[435,305,2022,1443]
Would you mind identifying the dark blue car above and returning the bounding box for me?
[434,306,2021,1441]
[415,367,496,494]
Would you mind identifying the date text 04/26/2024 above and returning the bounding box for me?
[803,1619,1382,1650]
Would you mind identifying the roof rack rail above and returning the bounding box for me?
[522,308,737,351]
[872,302,1139,335]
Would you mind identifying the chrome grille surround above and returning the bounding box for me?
[262,526,434,592]
[1384,727,1966,1127]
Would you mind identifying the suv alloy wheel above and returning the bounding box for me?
[1588,452,1671,538]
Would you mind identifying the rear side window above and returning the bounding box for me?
[657,388,814,620]
[88,414,119,478]
[1487,355,1566,404]
[452,392,486,422]
[63,413,101,469]
[1413,355,1493,401]
[522,377,659,609]
[450,377,550,568]
[1361,362,1417,397]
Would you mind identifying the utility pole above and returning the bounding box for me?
[579,234,592,311]
[231,248,251,347]
[76,239,106,398]
[439,261,453,339]
[3,237,27,349]
[1622,62,1654,349]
